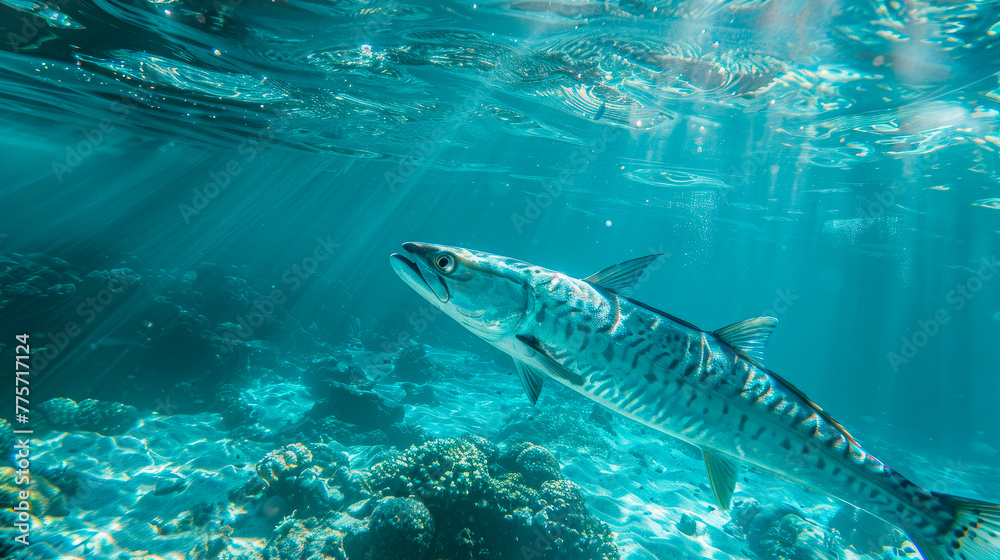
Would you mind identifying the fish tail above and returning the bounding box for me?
[915,494,1000,560]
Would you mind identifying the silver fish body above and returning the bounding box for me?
[390,242,1000,560]
[531,271,948,536]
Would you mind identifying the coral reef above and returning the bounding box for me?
[36,398,80,430]
[367,497,435,560]
[258,438,617,560]
[498,404,618,459]
[264,517,348,560]
[236,443,366,521]
[76,399,139,434]
[516,445,563,487]
[35,398,138,434]
[365,438,619,560]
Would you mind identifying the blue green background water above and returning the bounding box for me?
[1,0,999,556]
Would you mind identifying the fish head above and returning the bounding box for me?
[390,242,532,341]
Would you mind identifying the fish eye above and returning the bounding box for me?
[434,252,456,273]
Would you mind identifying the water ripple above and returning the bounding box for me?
[0,0,996,173]
[625,168,733,190]
[74,50,289,104]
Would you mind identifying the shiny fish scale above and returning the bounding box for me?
[530,271,952,540]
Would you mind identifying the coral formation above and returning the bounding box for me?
[366,438,619,560]
[259,438,617,560]
[516,445,563,488]
[76,399,139,434]
[237,443,365,520]
[264,517,348,560]
[367,496,435,560]
[35,398,138,434]
[37,398,80,430]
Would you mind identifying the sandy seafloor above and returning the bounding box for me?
[7,345,999,560]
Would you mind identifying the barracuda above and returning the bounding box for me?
[390,242,1000,560]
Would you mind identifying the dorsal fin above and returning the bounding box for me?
[713,317,778,365]
[584,254,662,296]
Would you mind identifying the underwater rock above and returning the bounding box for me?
[302,356,345,395]
[726,498,764,535]
[388,422,429,450]
[81,268,141,292]
[153,477,188,496]
[303,353,391,395]
[391,343,443,381]
[399,382,440,406]
[76,399,138,434]
[306,380,404,431]
[367,496,435,560]
[247,339,281,367]
[37,464,83,498]
[216,384,261,429]
[516,445,564,488]
[588,404,617,435]
[286,410,425,450]
[157,501,230,540]
[0,254,79,309]
[298,466,346,513]
[24,253,72,272]
[2,277,45,299]
[677,513,699,537]
[37,397,80,430]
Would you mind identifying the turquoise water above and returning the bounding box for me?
[1,0,999,558]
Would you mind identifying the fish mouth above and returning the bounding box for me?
[390,243,450,303]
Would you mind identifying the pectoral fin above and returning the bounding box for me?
[513,359,546,405]
[702,449,739,511]
[515,334,584,387]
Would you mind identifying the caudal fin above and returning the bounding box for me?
[915,494,1000,560]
